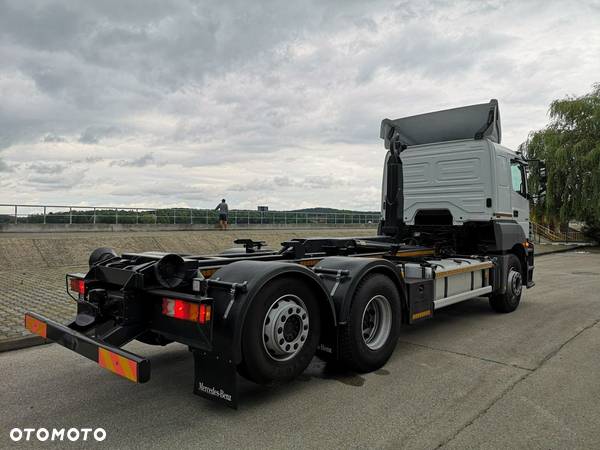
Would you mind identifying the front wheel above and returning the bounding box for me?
[339,274,402,373]
[239,277,320,384]
[489,254,522,313]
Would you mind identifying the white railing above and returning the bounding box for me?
[0,204,380,227]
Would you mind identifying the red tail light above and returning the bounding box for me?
[69,277,86,295]
[162,298,211,324]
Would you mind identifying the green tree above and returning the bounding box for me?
[521,84,600,239]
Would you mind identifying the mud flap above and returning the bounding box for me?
[405,278,434,323]
[526,245,535,288]
[192,349,238,409]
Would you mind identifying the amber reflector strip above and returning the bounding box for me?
[25,314,47,338]
[98,348,138,382]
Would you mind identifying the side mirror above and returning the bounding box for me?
[537,162,547,195]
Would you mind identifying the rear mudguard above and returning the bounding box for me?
[195,258,404,408]
[314,257,406,325]
[193,260,335,408]
[195,257,405,408]
[207,260,336,366]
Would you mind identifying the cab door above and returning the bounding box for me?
[510,161,530,237]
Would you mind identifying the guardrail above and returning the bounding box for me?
[0,204,380,227]
[531,222,587,243]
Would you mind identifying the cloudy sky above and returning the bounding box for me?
[1,0,599,212]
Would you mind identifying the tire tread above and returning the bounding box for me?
[489,254,522,313]
[338,273,401,372]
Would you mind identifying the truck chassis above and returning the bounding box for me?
[25,233,533,408]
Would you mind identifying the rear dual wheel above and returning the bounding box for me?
[240,273,402,382]
[339,274,402,373]
[239,277,320,384]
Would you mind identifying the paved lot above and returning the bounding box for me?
[1,249,599,449]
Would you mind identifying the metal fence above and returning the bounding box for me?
[531,221,587,243]
[0,204,381,227]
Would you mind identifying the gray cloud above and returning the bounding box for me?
[42,133,67,143]
[110,153,155,167]
[28,162,68,174]
[0,158,12,172]
[229,175,350,192]
[110,180,210,202]
[25,171,86,191]
[0,0,599,209]
[79,126,123,144]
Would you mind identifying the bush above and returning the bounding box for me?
[582,222,600,243]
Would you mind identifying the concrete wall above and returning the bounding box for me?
[0,228,377,271]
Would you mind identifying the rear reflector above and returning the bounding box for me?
[69,277,86,295]
[98,348,138,382]
[24,314,47,338]
[162,298,211,324]
[201,303,211,323]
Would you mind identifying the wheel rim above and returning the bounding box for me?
[262,295,309,361]
[361,295,392,350]
[508,268,522,298]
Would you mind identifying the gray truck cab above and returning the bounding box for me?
[380,99,530,238]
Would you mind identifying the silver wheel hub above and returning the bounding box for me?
[508,269,522,297]
[262,295,309,361]
[361,295,392,350]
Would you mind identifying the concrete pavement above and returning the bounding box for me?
[1,249,599,449]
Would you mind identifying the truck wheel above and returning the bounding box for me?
[489,254,522,313]
[239,277,321,384]
[88,247,117,268]
[339,274,401,373]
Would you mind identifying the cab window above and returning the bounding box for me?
[510,162,526,197]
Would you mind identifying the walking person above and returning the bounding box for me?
[215,199,229,230]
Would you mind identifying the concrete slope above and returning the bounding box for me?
[0,228,376,271]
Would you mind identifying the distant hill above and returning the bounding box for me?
[291,207,379,214]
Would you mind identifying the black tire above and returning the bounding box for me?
[239,277,321,384]
[489,254,523,313]
[88,247,117,268]
[339,273,402,373]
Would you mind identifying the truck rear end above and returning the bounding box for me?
[24,239,412,408]
[25,250,216,385]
